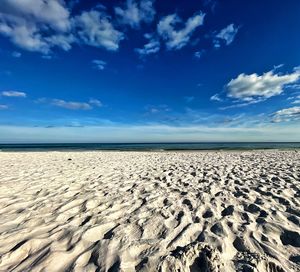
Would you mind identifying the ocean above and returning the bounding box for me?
[0,142,300,151]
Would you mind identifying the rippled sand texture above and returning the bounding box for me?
[0,151,299,272]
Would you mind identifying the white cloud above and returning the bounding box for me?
[214,23,239,48]
[210,93,222,102]
[135,33,160,56]
[0,2,125,53]
[38,97,102,110]
[0,0,72,53]
[115,0,155,28]
[272,106,300,122]
[1,90,26,97]
[226,69,300,102]
[0,104,8,109]
[73,10,124,51]
[157,12,205,50]
[89,98,102,107]
[92,59,107,70]
[0,0,70,31]
[51,99,92,110]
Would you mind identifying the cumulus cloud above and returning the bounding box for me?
[92,59,107,70]
[135,33,160,56]
[272,106,300,122]
[0,1,124,53]
[0,104,8,109]
[1,90,26,97]
[73,10,124,51]
[157,12,205,50]
[0,1,204,55]
[51,99,92,110]
[213,23,239,48]
[0,0,72,53]
[226,69,300,102]
[115,0,155,28]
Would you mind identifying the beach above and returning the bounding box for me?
[0,150,299,272]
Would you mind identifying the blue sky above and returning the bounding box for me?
[0,0,300,143]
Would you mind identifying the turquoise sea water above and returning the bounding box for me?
[0,142,300,151]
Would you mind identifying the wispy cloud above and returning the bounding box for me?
[11,51,21,58]
[273,64,284,70]
[89,98,102,107]
[145,104,170,114]
[272,106,300,122]
[184,96,195,103]
[51,99,92,110]
[210,93,222,102]
[135,33,160,56]
[213,23,239,48]
[194,50,204,59]
[115,0,155,28]
[41,55,53,60]
[286,83,300,90]
[288,94,300,104]
[157,12,205,50]
[92,59,107,70]
[1,90,26,97]
[203,0,218,13]
[38,97,103,110]
[219,101,257,110]
[0,104,8,110]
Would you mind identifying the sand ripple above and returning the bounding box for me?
[0,151,299,271]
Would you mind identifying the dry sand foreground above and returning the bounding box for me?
[0,151,299,272]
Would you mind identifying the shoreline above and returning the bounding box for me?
[1,148,300,153]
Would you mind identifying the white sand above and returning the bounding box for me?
[0,151,299,272]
